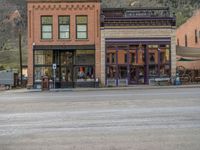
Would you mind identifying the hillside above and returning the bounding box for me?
[0,0,200,69]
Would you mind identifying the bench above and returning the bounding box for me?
[154,77,171,86]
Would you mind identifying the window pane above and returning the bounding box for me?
[75,50,95,65]
[60,32,69,39]
[34,67,52,81]
[59,16,70,24]
[76,16,87,24]
[60,25,69,31]
[42,16,52,24]
[77,32,87,39]
[77,25,86,31]
[75,66,94,81]
[35,50,53,65]
[106,65,116,79]
[42,33,52,39]
[42,25,52,32]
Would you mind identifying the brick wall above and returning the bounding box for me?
[176,10,200,48]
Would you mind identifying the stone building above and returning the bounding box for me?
[176,10,200,70]
[27,0,176,88]
[101,8,176,86]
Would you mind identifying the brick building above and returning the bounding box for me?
[27,0,101,88]
[27,0,176,88]
[176,10,200,70]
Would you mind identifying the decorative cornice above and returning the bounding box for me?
[33,3,95,10]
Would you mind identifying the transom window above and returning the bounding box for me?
[76,16,88,39]
[41,16,53,39]
[59,16,70,39]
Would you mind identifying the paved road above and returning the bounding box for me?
[0,88,200,150]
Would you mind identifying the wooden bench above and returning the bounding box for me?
[154,78,171,86]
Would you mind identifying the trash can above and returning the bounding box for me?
[42,76,49,90]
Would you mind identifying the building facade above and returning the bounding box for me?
[176,10,200,70]
[27,0,101,88]
[101,8,176,86]
[27,0,176,88]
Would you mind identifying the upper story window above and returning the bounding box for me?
[195,29,198,43]
[59,16,70,39]
[76,16,88,39]
[185,34,188,47]
[177,39,179,46]
[41,16,53,39]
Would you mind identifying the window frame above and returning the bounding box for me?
[41,16,53,40]
[76,15,88,39]
[58,15,70,39]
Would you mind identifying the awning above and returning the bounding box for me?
[178,57,200,62]
[176,46,200,57]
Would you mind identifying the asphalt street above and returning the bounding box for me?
[0,88,200,150]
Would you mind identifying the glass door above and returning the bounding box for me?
[60,51,74,88]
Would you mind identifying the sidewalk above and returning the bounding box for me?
[2,84,200,93]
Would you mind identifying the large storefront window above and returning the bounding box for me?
[33,49,95,88]
[148,45,159,78]
[106,47,129,86]
[106,43,171,86]
[75,66,94,81]
[75,50,95,82]
[159,45,170,77]
[75,50,95,65]
[35,50,53,65]
[34,67,52,82]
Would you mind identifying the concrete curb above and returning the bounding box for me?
[2,84,200,93]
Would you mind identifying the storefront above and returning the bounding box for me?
[33,46,96,88]
[101,8,176,86]
[105,39,171,86]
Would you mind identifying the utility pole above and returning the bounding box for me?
[19,30,23,87]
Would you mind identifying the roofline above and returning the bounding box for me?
[102,7,170,11]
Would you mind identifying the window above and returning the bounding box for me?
[76,16,88,39]
[41,16,53,39]
[177,39,179,46]
[75,50,95,65]
[59,16,70,39]
[34,50,53,65]
[195,30,198,43]
[185,34,188,47]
